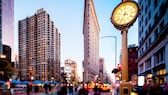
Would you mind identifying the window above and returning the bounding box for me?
[140,64,143,72]
[154,12,158,21]
[149,37,151,45]
[146,58,151,68]
[154,0,158,8]
[148,0,151,6]
[160,20,164,31]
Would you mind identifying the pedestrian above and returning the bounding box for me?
[49,84,52,91]
[61,82,67,95]
[74,84,78,95]
[0,85,3,91]
[85,84,89,95]
[79,84,85,95]
[68,83,73,95]
[148,83,163,95]
[44,83,49,94]
[142,82,148,95]
[94,85,98,95]
[163,83,168,95]
[142,80,152,95]
[116,87,119,95]
[97,84,101,95]
[10,83,15,95]
[26,83,32,95]
[56,82,62,95]
[75,84,78,91]
[34,85,39,93]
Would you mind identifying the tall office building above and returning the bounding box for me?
[0,0,14,61]
[83,0,100,82]
[138,0,168,84]
[19,8,61,81]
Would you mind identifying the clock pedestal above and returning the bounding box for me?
[119,28,132,95]
[120,80,132,95]
[121,29,128,81]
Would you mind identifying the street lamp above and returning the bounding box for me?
[0,54,6,59]
[101,36,117,68]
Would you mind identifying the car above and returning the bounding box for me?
[84,83,95,90]
[101,84,111,92]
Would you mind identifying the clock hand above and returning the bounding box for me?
[119,15,125,24]
[124,12,126,16]
[119,12,126,24]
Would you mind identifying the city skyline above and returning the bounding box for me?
[15,0,138,79]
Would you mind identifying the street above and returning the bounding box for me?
[98,91,113,95]
[22,87,118,95]
[30,90,114,95]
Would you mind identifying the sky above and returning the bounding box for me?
[15,0,138,80]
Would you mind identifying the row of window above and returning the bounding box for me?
[138,0,167,47]
[139,47,165,73]
[138,17,166,57]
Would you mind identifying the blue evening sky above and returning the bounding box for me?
[15,0,138,80]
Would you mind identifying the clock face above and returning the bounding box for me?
[111,1,139,26]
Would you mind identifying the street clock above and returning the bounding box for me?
[111,1,140,30]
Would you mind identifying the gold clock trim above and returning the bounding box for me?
[111,1,139,28]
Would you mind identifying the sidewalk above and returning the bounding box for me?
[30,91,56,95]
[30,87,57,95]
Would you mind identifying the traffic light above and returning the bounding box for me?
[118,64,121,71]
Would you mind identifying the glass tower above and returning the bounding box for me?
[0,0,14,60]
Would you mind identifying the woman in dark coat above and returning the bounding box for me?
[148,83,163,95]
[61,83,67,95]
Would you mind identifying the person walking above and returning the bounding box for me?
[61,82,67,95]
[79,84,85,95]
[56,82,62,95]
[68,84,74,95]
[94,85,98,95]
[44,83,49,94]
[26,83,32,95]
[97,84,101,95]
[163,83,168,95]
[148,83,163,95]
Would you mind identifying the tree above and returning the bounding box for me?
[0,58,14,81]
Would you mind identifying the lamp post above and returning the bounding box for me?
[101,36,117,68]
[0,54,6,59]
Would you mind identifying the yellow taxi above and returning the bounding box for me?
[84,83,95,90]
[101,84,111,92]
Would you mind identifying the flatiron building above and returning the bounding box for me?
[83,0,100,82]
